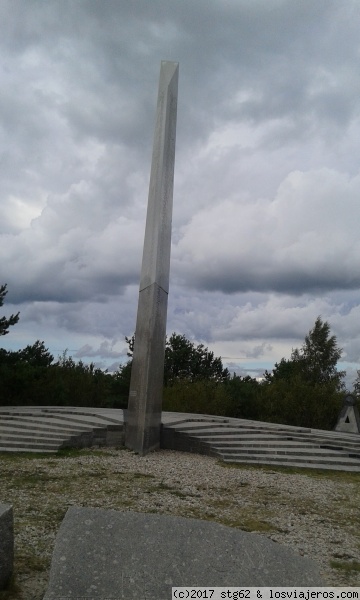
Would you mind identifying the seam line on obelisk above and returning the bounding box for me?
[139,282,169,295]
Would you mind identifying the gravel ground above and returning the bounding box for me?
[1,447,360,599]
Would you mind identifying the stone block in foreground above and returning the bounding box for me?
[0,503,14,590]
[44,508,324,599]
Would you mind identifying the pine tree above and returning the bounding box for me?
[0,284,19,336]
[292,316,345,389]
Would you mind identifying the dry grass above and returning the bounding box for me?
[1,448,360,598]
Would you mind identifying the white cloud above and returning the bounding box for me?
[174,168,360,294]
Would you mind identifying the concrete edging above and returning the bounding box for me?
[0,503,14,590]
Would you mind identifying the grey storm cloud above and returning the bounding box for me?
[174,168,360,295]
[1,0,360,383]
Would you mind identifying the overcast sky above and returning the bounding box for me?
[1,0,360,387]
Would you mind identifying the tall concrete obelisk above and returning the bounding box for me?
[125,61,179,455]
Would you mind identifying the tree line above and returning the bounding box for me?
[1,283,358,430]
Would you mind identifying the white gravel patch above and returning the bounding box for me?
[1,447,360,598]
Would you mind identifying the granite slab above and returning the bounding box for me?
[0,503,14,590]
[44,508,324,599]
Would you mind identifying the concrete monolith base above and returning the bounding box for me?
[125,283,168,454]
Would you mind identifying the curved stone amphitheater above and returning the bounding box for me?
[1,405,360,471]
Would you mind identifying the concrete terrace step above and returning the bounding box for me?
[193,435,360,451]
[1,408,360,471]
[37,411,124,426]
[0,413,122,428]
[221,458,360,472]
[176,424,360,442]
[207,441,333,450]
[172,419,360,441]
[171,426,316,438]
[222,453,360,468]
[0,405,123,418]
[0,419,101,435]
[0,407,125,453]
[0,439,62,450]
[218,447,355,458]
[170,421,311,433]
[0,431,67,443]
[216,445,360,461]
[0,411,124,430]
[0,422,98,436]
[181,426,360,442]
[183,432,303,442]
[161,415,360,471]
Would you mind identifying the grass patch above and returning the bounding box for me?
[0,573,22,600]
[131,472,155,479]
[219,461,320,476]
[0,451,54,461]
[42,506,68,523]
[228,517,279,533]
[187,507,280,533]
[16,553,49,572]
[330,560,360,573]
[55,448,115,458]
[11,473,60,485]
[220,460,360,482]
[210,498,234,509]
[144,482,173,493]
[168,489,197,499]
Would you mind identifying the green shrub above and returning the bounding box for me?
[163,379,233,416]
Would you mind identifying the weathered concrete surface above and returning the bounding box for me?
[126,61,179,455]
[335,395,360,434]
[125,284,168,453]
[0,503,14,590]
[43,508,324,599]
[335,404,360,433]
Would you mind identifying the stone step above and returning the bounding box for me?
[181,428,360,448]
[0,414,121,429]
[161,416,360,471]
[174,421,360,441]
[218,447,353,457]
[170,427,242,436]
[0,415,121,431]
[179,424,355,436]
[34,411,123,426]
[220,451,360,466]
[0,408,125,454]
[0,422,88,433]
[184,433,306,442]
[0,421,100,435]
[0,434,113,451]
[188,432,360,459]
[208,441,331,450]
[173,426,306,437]
[169,422,233,429]
[0,406,123,418]
[2,409,359,472]
[221,457,360,472]
[0,431,68,443]
[0,446,55,454]
[0,438,61,450]
[171,422,311,434]
[195,437,360,452]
